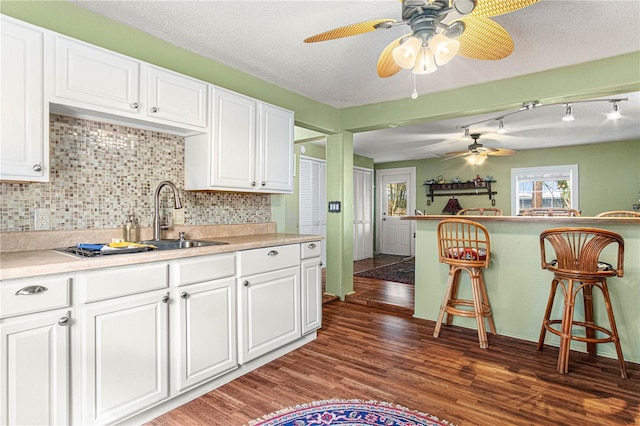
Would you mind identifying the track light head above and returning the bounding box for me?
[607,101,621,120]
[562,104,575,122]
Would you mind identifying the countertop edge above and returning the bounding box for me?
[402,215,640,224]
[0,233,324,281]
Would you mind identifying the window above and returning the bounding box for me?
[510,165,579,215]
[386,182,407,216]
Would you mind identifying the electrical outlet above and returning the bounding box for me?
[174,208,185,225]
[34,208,51,230]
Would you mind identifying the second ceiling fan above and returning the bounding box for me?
[304,0,539,78]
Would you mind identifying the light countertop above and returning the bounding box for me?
[0,233,323,281]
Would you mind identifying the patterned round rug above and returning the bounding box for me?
[249,399,453,426]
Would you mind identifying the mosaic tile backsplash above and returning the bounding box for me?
[0,114,271,232]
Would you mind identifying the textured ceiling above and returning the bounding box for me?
[69,0,640,162]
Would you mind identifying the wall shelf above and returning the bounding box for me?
[425,181,497,205]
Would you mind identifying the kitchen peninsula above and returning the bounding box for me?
[404,215,639,364]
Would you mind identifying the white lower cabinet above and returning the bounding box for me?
[0,273,72,425]
[301,241,323,334]
[172,254,237,393]
[0,309,70,425]
[76,263,170,425]
[237,244,302,364]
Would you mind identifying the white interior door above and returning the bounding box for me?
[299,157,327,267]
[353,168,373,261]
[378,168,416,256]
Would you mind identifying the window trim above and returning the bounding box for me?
[510,164,579,215]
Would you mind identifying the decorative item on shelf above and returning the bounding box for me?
[451,176,462,183]
[442,197,463,215]
[485,175,494,181]
[424,179,435,184]
[437,175,445,184]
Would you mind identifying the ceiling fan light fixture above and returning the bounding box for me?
[497,119,506,134]
[562,104,574,122]
[392,36,422,69]
[412,49,437,74]
[428,33,460,66]
[466,152,487,166]
[607,101,621,120]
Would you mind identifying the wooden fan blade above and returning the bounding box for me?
[472,0,539,18]
[304,19,396,43]
[477,146,499,153]
[488,148,518,156]
[377,35,407,78]
[454,16,514,60]
[443,151,471,158]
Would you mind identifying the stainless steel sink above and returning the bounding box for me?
[139,239,228,250]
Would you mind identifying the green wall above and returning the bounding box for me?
[376,139,640,217]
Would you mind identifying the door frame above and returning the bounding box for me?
[376,167,416,256]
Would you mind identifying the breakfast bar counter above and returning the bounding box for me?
[403,215,639,363]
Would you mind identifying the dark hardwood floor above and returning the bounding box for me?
[147,301,640,426]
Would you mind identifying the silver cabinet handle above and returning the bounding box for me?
[251,181,256,187]
[267,250,278,257]
[15,285,48,296]
[308,243,316,249]
[261,181,266,187]
[58,316,70,326]
[180,292,188,299]
[130,102,139,110]
[32,164,42,172]
[161,295,169,304]
[151,106,158,113]
[243,280,249,287]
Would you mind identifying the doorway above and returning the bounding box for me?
[377,167,416,256]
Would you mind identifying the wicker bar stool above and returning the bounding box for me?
[596,211,640,218]
[456,207,503,216]
[434,218,496,349]
[521,208,581,217]
[538,227,627,378]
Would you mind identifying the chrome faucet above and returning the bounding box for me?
[153,181,183,241]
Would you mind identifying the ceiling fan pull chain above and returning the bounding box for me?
[411,73,418,99]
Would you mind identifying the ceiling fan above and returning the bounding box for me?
[304,0,539,78]
[443,133,517,165]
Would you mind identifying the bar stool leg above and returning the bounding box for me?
[582,284,597,355]
[470,270,488,349]
[600,281,628,379]
[434,267,457,339]
[478,273,496,335]
[558,279,576,374]
[537,278,559,350]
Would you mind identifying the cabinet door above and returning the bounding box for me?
[174,278,237,393]
[0,17,47,181]
[0,309,70,425]
[258,103,294,193]
[146,65,207,128]
[211,89,256,189]
[55,37,141,114]
[239,267,301,364]
[301,257,322,334]
[81,292,169,425]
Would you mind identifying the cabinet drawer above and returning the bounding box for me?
[301,241,322,259]
[1,275,70,319]
[174,253,235,286]
[237,244,299,276]
[78,263,169,303]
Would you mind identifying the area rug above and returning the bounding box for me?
[249,399,453,426]
[354,258,415,285]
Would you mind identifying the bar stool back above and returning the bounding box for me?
[538,227,627,378]
[434,218,496,349]
[456,207,503,216]
[596,211,640,218]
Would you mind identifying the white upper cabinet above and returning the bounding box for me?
[185,88,294,193]
[258,103,295,192]
[0,17,48,182]
[145,65,207,128]
[54,36,141,114]
[53,36,207,132]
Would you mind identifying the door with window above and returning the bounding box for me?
[378,168,416,256]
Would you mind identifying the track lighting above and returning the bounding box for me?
[562,104,575,122]
[607,101,621,120]
[457,97,628,137]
